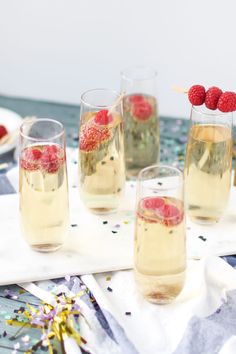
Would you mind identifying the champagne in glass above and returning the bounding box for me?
[19,119,69,252]
[121,66,160,179]
[78,89,125,214]
[184,107,232,224]
[134,165,186,304]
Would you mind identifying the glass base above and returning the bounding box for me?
[81,192,121,215]
[30,243,62,252]
[135,270,185,305]
[189,215,219,225]
[126,168,141,180]
[88,207,117,215]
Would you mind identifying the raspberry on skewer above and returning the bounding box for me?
[205,87,222,110]
[217,92,236,113]
[188,85,206,106]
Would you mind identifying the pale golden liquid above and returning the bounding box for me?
[184,124,232,224]
[134,198,186,304]
[79,112,125,214]
[123,94,160,179]
[20,159,69,252]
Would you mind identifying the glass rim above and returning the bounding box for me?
[121,65,157,82]
[138,164,183,181]
[137,164,183,192]
[80,88,121,109]
[20,118,65,142]
[192,105,233,118]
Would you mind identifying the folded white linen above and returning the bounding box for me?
[28,256,236,354]
[83,256,236,354]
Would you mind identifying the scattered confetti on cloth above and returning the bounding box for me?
[83,256,236,354]
[7,289,86,354]
[24,277,138,354]
[17,256,236,354]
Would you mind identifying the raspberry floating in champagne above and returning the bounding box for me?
[134,165,186,304]
[19,119,69,252]
[78,89,125,214]
[121,66,160,179]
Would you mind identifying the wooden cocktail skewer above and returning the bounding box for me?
[171,85,188,94]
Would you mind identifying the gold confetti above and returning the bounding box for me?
[7,292,86,354]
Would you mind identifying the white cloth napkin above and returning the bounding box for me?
[25,256,236,354]
[84,256,236,354]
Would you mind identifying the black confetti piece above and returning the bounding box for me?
[198,235,207,242]
[112,231,118,234]
[41,345,49,352]
[125,312,131,316]
[110,156,114,161]
[3,331,7,337]
[157,182,162,186]
[71,224,78,227]
[107,287,113,292]
[103,221,108,224]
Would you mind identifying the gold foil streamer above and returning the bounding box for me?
[7,292,86,353]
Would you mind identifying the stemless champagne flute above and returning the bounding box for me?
[134,165,186,304]
[19,119,69,252]
[121,66,160,179]
[184,106,232,224]
[78,88,125,214]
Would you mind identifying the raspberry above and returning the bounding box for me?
[159,204,183,227]
[0,125,8,139]
[140,197,183,227]
[217,92,236,112]
[79,124,111,152]
[43,144,60,155]
[143,197,165,210]
[129,95,145,104]
[21,147,42,171]
[132,101,153,121]
[205,87,222,110]
[188,85,206,106]
[94,110,113,125]
[41,145,62,173]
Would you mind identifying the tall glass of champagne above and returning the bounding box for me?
[19,118,69,252]
[134,165,186,304]
[184,106,232,224]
